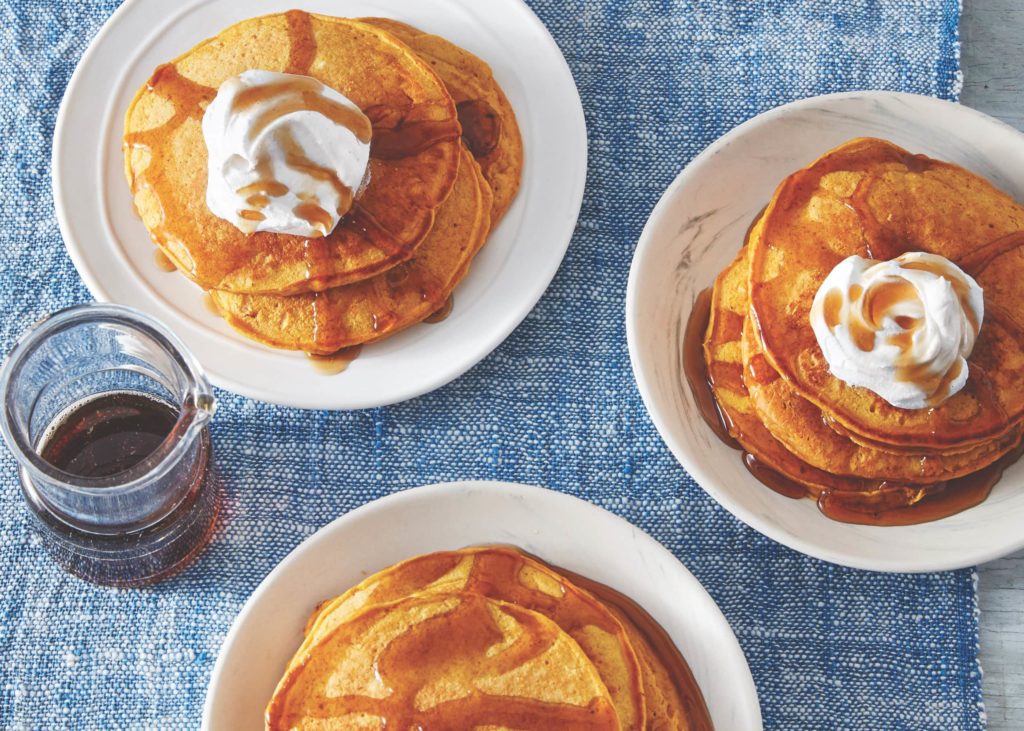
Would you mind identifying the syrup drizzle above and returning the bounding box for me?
[228,75,369,229]
[551,562,714,731]
[820,257,980,406]
[349,203,406,256]
[687,186,1024,525]
[127,11,479,378]
[457,99,502,157]
[283,9,316,75]
[305,548,711,731]
[123,65,217,271]
[958,230,1024,277]
[365,103,462,160]
[275,591,621,730]
[233,77,372,143]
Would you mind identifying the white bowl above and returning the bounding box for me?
[52,0,586,410]
[202,481,762,730]
[626,91,1024,573]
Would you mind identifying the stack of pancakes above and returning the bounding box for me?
[266,546,712,730]
[702,138,1024,525]
[123,12,522,356]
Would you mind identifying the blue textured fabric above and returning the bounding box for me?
[0,1,975,729]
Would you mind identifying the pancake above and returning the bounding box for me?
[210,147,490,354]
[747,138,1024,450]
[722,226,1019,482]
[554,564,714,731]
[703,246,841,495]
[297,546,646,731]
[358,18,524,224]
[267,592,621,730]
[124,11,462,295]
[741,312,1021,481]
[704,243,1023,523]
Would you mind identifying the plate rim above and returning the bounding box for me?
[200,479,763,730]
[51,0,588,410]
[626,89,1024,573]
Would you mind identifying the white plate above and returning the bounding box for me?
[627,91,1024,573]
[202,481,761,730]
[52,0,586,410]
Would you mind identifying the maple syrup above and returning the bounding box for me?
[40,392,178,479]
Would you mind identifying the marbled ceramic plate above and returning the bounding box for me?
[627,91,1024,572]
[202,481,762,729]
[52,0,586,409]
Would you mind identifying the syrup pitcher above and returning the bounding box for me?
[0,304,218,587]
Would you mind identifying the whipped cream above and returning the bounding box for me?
[809,253,984,409]
[202,70,372,238]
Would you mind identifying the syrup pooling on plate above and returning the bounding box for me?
[424,294,454,323]
[683,289,739,448]
[307,346,363,374]
[153,249,176,272]
[688,289,829,499]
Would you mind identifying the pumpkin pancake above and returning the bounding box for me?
[748,137,1024,451]
[704,246,841,495]
[728,215,1020,482]
[741,312,1020,482]
[210,147,490,354]
[706,247,1024,524]
[359,17,524,223]
[123,11,462,295]
[266,593,621,730]
[296,547,645,731]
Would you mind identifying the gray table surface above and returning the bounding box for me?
[960,4,1023,729]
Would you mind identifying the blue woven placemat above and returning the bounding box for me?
[0,1,977,729]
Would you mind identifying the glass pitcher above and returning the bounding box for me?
[0,304,219,587]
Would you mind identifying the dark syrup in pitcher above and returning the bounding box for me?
[41,392,178,478]
[28,391,219,587]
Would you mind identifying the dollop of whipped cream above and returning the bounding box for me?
[202,70,372,238]
[809,252,984,409]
